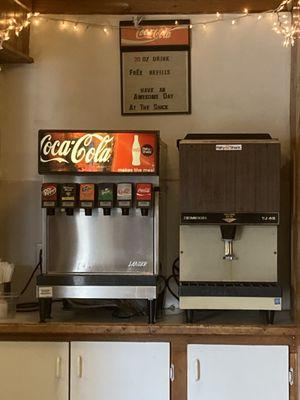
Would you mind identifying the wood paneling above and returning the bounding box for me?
[290,30,300,400]
[32,0,281,15]
[0,1,33,63]
[0,28,33,63]
[180,141,280,214]
[0,321,296,339]
[0,0,32,12]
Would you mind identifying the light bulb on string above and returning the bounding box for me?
[257,15,262,20]
[32,17,40,26]
[232,19,237,25]
[60,21,67,30]
[103,26,109,35]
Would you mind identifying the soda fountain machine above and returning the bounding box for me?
[178,134,281,323]
[37,130,166,323]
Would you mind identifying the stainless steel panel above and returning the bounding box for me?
[180,225,277,282]
[38,285,157,299]
[46,208,154,275]
[43,175,159,276]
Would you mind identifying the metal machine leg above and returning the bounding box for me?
[186,309,194,324]
[39,298,52,323]
[266,310,275,324]
[148,299,157,324]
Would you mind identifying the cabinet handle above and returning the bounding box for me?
[170,363,175,382]
[195,359,201,381]
[77,356,83,378]
[56,357,62,379]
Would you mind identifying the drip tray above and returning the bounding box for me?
[179,282,282,311]
[180,282,281,297]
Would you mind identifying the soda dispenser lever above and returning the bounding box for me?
[117,183,133,216]
[41,183,58,216]
[59,183,78,216]
[136,183,153,216]
[79,184,95,216]
[98,183,115,216]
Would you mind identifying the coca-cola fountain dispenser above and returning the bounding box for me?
[37,130,166,323]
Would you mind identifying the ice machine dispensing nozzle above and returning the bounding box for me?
[220,225,237,261]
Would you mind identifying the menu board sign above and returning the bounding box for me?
[38,130,158,174]
[120,20,191,115]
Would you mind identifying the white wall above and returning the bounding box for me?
[0,14,291,305]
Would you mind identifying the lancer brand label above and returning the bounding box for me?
[128,261,148,268]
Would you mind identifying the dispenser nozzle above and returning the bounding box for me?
[220,225,237,261]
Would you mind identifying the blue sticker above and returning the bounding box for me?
[274,298,281,305]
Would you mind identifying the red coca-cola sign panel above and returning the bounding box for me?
[136,183,152,201]
[120,21,190,47]
[38,130,158,175]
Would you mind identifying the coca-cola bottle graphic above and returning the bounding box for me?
[132,134,141,166]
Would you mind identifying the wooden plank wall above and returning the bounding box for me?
[290,39,300,399]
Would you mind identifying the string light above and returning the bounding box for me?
[0,3,298,50]
[271,0,300,46]
[0,12,39,49]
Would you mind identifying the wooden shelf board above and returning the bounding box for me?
[0,43,33,63]
[32,0,283,15]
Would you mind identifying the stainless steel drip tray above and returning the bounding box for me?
[180,282,281,297]
[179,282,282,311]
[36,275,158,300]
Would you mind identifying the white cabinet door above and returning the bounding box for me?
[188,344,289,400]
[0,342,69,400]
[71,341,170,400]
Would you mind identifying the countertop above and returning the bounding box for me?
[0,303,296,340]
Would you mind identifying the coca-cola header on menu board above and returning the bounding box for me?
[38,130,159,174]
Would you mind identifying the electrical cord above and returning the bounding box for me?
[166,275,179,301]
[166,256,180,301]
[16,250,43,312]
[19,252,42,296]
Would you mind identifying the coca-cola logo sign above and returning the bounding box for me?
[38,130,158,175]
[136,183,152,200]
[136,26,172,41]
[40,133,113,165]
